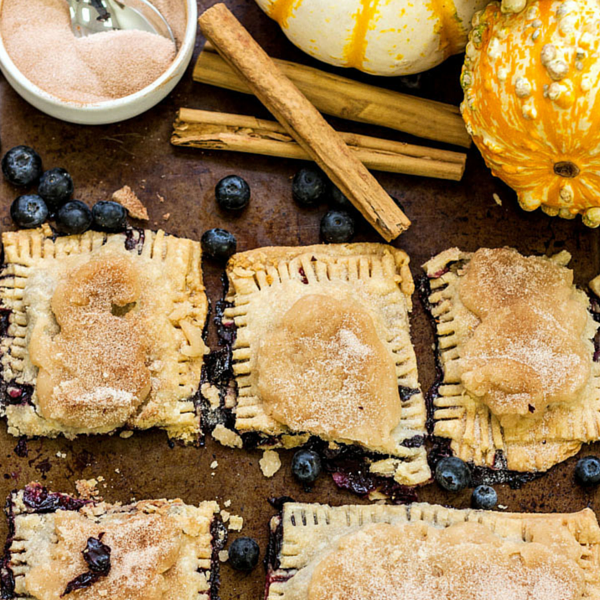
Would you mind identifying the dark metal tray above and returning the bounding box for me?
[0,2,599,598]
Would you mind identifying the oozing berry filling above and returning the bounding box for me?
[124,228,145,254]
[205,518,227,600]
[62,534,112,597]
[22,482,90,514]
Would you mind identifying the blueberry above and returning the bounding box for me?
[2,146,43,187]
[575,456,600,485]
[92,201,127,232]
[320,210,355,243]
[56,200,92,235]
[434,457,471,492]
[38,168,74,211]
[83,536,111,574]
[330,186,353,210]
[215,175,251,211]
[292,167,328,206]
[291,449,322,486]
[201,228,237,262]
[10,195,49,229]
[228,537,260,572]
[471,485,498,509]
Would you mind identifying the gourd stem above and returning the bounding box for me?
[554,162,580,178]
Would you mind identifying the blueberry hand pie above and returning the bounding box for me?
[266,502,600,600]
[0,483,222,600]
[0,229,208,441]
[424,247,600,472]
[208,244,430,486]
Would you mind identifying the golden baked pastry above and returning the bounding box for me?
[423,247,600,472]
[266,502,600,600]
[207,244,430,486]
[0,229,207,441]
[0,483,220,600]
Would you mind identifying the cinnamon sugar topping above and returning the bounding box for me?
[257,294,401,447]
[458,248,591,417]
[308,521,586,600]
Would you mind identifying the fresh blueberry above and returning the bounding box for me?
[330,186,353,210]
[2,146,43,187]
[92,201,127,232]
[56,200,92,235]
[471,485,498,509]
[320,209,355,243]
[575,456,600,485]
[10,195,49,229]
[292,167,328,206]
[228,537,260,572]
[434,457,471,492]
[291,449,322,486]
[38,168,74,211]
[201,228,237,262]
[215,175,251,211]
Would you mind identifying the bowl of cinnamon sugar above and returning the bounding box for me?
[0,0,197,125]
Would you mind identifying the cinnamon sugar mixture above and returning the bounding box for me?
[1,0,186,104]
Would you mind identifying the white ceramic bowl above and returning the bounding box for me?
[0,0,197,125]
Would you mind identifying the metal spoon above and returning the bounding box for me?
[67,0,175,43]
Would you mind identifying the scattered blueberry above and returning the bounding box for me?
[291,449,322,486]
[10,195,49,229]
[575,456,600,486]
[471,485,498,510]
[92,201,127,232]
[56,200,93,235]
[228,537,260,572]
[330,186,353,210]
[320,209,355,243]
[292,167,328,206]
[434,457,471,492]
[38,168,74,211]
[201,228,237,262]
[215,175,251,211]
[2,146,43,187]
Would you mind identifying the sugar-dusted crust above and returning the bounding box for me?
[0,228,208,442]
[1,484,220,600]
[423,247,600,472]
[211,243,430,486]
[266,502,600,600]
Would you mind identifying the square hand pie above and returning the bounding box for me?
[0,483,221,600]
[0,229,207,441]
[211,244,430,486]
[266,501,600,600]
[423,247,600,472]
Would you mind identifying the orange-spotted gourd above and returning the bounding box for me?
[462,0,600,226]
[255,0,491,76]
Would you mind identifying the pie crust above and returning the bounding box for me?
[0,228,208,441]
[266,501,600,600]
[209,244,430,486]
[423,247,600,472]
[0,483,221,600]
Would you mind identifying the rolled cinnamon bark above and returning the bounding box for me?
[198,4,411,241]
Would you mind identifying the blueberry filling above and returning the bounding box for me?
[124,228,145,253]
[22,483,89,513]
[205,518,227,600]
[62,534,112,597]
[398,386,420,402]
[298,267,308,285]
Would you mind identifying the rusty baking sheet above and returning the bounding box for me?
[0,1,599,599]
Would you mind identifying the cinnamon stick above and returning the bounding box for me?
[195,43,471,149]
[198,4,410,241]
[172,108,466,181]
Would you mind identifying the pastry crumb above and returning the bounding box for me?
[259,450,281,478]
[162,212,170,221]
[115,468,120,474]
[112,185,149,220]
[120,430,134,439]
[493,193,503,206]
[218,550,229,562]
[201,383,221,409]
[75,479,102,500]
[41,223,53,237]
[221,510,230,523]
[55,451,67,459]
[224,499,231,508]
[213,424,243,448]
[210,460,219,469]
[157,193,165,203]
[498,505,508,510]
[228,515,244,531]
